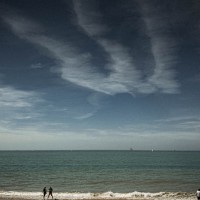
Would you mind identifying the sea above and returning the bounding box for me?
[0,150,199,199]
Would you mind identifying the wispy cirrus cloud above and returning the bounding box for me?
[0,86,41,108]
[3,13,137,96]
[30,63,45,69]
[74,112,94,120]
[73,0,142,95]
[0,85,44,129]
[138,0,180,94]
[3,1,180,97]
[73,0,180,94]
[73,0,108,37]
[155,116,200,132]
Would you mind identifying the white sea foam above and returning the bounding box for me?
[0,191,196,200]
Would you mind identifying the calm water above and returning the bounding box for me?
[0,151,199,193]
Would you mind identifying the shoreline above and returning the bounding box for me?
[0,191,196,200]
[0,198,196,200]
[0,197,147,200]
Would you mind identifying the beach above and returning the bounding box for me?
[0,191,196,200]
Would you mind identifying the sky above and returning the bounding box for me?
[0,0,200,150]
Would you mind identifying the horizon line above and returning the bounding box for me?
[0,149,200,152]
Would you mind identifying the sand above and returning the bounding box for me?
[0,191,196,200]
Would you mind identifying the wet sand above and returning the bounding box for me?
[0,198,197,200]
[0,199,149,200]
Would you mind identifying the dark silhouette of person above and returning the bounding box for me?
[48,187,53,199]
[197,189,200,200]
[43,187,47,199]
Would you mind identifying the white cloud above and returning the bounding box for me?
[30,63,44,69]
[74,112,94,120]
[98,40,141,94]
[138,1,180,94]
[0,84,44,127]
[73,0,142,95]
[73,0,108,37]
[3,14,43,38]
[0,114,199,150]
[0,86,41,108]
[73,0,180,94]
[3,2,179,97]
[155,116,200,132]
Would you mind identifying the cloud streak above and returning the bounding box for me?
[73,0,142,95]
[3,1,180,96]
[138,0,180,94]
[0,86,41,108]
[155,116,200,132]
[0,84,44,133]
[73,0,180,94]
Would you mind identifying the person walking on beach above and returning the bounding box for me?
[197,189,200,200]
[48,187,53,199]
[43,187,47,199]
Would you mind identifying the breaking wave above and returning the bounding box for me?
[0,191,195,199]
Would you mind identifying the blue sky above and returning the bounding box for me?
[0,0,200,150]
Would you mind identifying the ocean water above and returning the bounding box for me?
[0,150,199,197]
